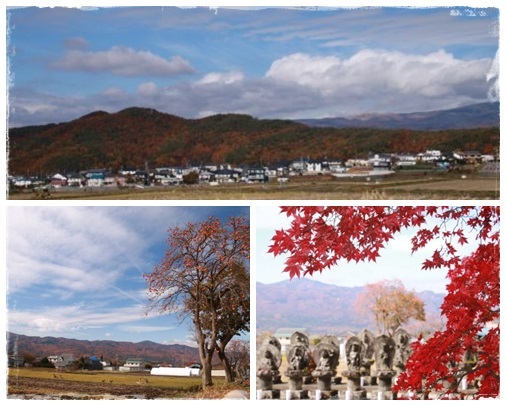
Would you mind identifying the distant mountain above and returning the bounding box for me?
[298,102,499,130]
[256,279,445,336]
[7,104,499,176]
[7,332,200,366]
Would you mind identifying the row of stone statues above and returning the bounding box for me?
[257,328,413,399]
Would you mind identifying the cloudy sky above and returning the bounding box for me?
[6,205,249,344]
[255,205,491,294]
[6,5,499,127]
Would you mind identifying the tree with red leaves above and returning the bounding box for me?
[354,279,426,337]
[269,206,499,399]
[144,216,250,388]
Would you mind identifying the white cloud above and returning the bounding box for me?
[9,49,494,126]
[118,325,176,333]
[195,70,245,86]
[138,82,158,97]
[265,50,492,106]
[63,36,89,50]
[52,46,195,77]
[6,207,146,294]
[8,303,147,336]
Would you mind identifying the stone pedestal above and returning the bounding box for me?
[256,389,280,400]
[340,389,367,400]
[342,370,362,391]
[376,370,396,393]
[371,389,396,400]
[286,370,304,391]
[257,371,274,391]
[282,389,308,400]
[314,372,334,391]
[311,389,339,400]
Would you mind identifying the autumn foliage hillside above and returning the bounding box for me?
[7,107,499,175]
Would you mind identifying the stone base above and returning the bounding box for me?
[281,390,308,400]
[309,390,339,400]
[339,389,367,400]
[371,390,396,400]
[256,389,280,400]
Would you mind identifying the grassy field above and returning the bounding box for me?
[7,367,248,399]
[8,172,500,201]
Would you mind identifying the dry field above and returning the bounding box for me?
[8,172,499,201]
[7,368,249,400]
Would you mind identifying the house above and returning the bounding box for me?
[66,173,83,187]
[84,169,106,187]
[80,356,103,370]
[368,153,392,170]
[52,353,75,370]
[322,159,344,173]
[244,166,268,183]
[211,168,241,183]
[418,150,442,162]
[395,154,417,167]
[119,358,146,372]
[50,173,67,188]
[103,172,118,187]
[345,158,369,167]
[305,160,323,174]
[453,150,482,164]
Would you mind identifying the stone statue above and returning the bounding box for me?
[256,343,281,391]
[345,336,364,372]
[357,329,375,368]
[262,335,282,353]
[285,344,310,391]
[372,335,396,395]
[290,331,310,348]
[393,329,412,373]
[342,336,367,397]
[311,341,339,391]
[261,336,282,383]
[374,335,395,372]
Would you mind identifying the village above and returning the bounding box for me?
[8,148,498,192]
[8,352,208,377]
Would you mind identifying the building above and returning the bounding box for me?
[119,358,146,372]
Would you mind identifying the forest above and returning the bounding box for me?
[7,107,499,176]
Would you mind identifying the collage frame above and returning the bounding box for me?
[3,0,502,402]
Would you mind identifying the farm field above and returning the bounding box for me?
[8,172,500,200]
[7,368,248,400]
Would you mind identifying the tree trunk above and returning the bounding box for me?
[217,347,234,383]
[198,344,214,387]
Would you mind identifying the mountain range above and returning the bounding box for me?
[256,279,445,336]
[7,103,499,176]
[298,102,499,130]
[7,332,200,366]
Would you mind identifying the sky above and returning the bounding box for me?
[255,205,492,294]
[5,5,499,127]
[6,205,249,345]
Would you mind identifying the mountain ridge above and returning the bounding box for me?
[256,279,445,336]
[8,102,499,175]
[7,331,200,365]
[297,102,499,130]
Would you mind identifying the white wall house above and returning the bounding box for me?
[119,358,145,372]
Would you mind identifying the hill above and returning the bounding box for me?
[7,332,200,366]
[7,104,499,175]
[256,279,445,336]
[298,102,499,130]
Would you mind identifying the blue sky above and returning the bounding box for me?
[255,205,492,294]
[6,5,499,127]
[6,205,249,345]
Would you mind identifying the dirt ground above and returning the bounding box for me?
[7,375,249,400]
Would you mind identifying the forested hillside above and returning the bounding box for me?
[8,106,499,175]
